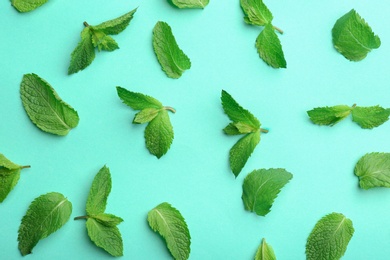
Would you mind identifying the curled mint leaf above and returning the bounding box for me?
[11,0,48,13]
[306,212,354,260]
[18,192,72,256]
[354,152,390,189]
[242,168,292,216]
[0,153,30,203]
[117,87,175,158]
[256,24,286,68]
[153,21,191,79]
[255,238,276,260]
[147,202,191,260]
[332,9,381,61]
[20,73,79,136]
[171,0,209,9]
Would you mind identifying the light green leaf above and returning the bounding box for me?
[86,218,123,257]
[306,212,354,260]
[332,9,381,61]
[240,0,273,26]
[171,0,209,9]
[86,166,112,216]
[351,106,390,129]
[223,123,242,135]
[307,105,352,126]
[354,152,390,189]
[93,213,123,227]
[116,87,163,110]
[18,192,72,256]
[230,131,260,177]
[68,27,96,75]
[255,238,276,260]
[147,202,191,260]
[153,21,191,79]
[145,110,174,159]
[0,153,29,203]
[90,29,119,52]
[11,0,48,13]
[134,108,160,124]
[20,73,80,135]
[221,90,260,129]
[242,168,292,216]
[92,8,137,35]
[256,24,286,68]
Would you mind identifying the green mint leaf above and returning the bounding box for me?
[147,202,191,260]
[20,73,80,135]
[221,90,260,129]
[116,87,163,110]
[11,0,48,13]
[86,166,112,216]
[145,109,174,158]
[351,105,390,129]
[307,105,352,126]
[240,0,273,26]
[0,153,30,203]
[230,131,260,177]
[18,192,72,256]
[255,238,276,260]
[93,213,123,227]
[90,29,119,52]
[86,218,123,256]
[92,8,137,35]
[306,212,354,260]
[153,21,191,79]
[256,24,287,68]
[354,152,390,189]
[68,27,95,75]
[171,0,209,9]
[332,9,381,61]
[242,168,292,216]
[223,123,242,135]
[134,108,160,124]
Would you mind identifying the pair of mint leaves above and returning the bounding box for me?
[16,165,191,259]
[308,104,390,129]
[256,212,354,260]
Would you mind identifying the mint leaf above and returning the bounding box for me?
[351,106,390,129]
[242,168,292,216]
[75,166,123,257]
[20,73,79,135]
[354,152,390,189]
[255,238,276,260]
[256,24,286,68]
[0,153,30,203]
[307,105,352,126]
[306,212,354,260]
[11,0,48,13]
[18,192,72,256]
[332,9,381,61]
[240,0,273,26]
[153,21,191,79]
[117,87,175,158]
[221,90,266,176]
[86,218,123,257]
[230,131,260,177]
[92,8,137,35]
[147,202,191,260]
[68,8,137,74]
[86,166,111,216]
[171,0,209,8]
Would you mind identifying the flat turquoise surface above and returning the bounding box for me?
[1,0,389,259]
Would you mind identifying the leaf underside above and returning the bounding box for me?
[354,152,390,189]
[171,0,209,8]
[145,110,174,158]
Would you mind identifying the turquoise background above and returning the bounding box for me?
[1,0,389,259]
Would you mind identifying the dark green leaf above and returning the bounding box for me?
[256,24,286,68]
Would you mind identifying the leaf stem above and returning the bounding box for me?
[273,25,283,34]
[83,21,90,27]
[21,165,31,169]
[164,106,176,113]
[260,128,269,133]
[74,215,89,220]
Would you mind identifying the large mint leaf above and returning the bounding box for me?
[11,0,48,13]
[20,73,79,135]
[116,87,162,110]
[307,105,352,126]
[18,192,72,256]
[147,202,191,260]
[86,166,112,216]
[351,106,390,129]
[256,24,286,68]
[153,21,191,79]
[68,27,95,75]
[354,152,390,189]
[332,9,381,61]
